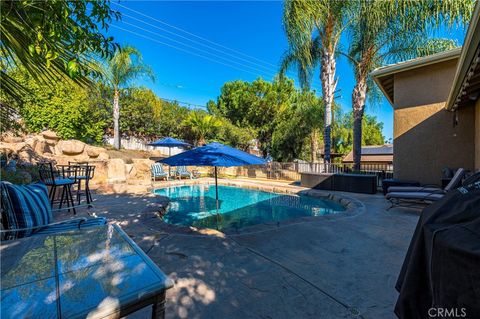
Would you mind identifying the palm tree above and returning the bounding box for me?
[184,111,221,146]
[281,0,350,163]
[103,46,154,149]
[347,0,473,171]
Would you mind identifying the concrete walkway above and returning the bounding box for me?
[65,180,420,319]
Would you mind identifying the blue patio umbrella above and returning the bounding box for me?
[160,142,266,201]
[149,137,191,175]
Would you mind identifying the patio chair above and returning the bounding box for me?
[386,190,446,209]
[38,162,77,214]
[151,163,169,181]
[68,162,95,207]
[386,170,480,210]
[386,168,465,194]
[175,166,193,179]
[0,182,106,240]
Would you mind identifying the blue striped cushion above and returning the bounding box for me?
[151,164,166,176]
[1,182,52,238]
[35,217,107,235]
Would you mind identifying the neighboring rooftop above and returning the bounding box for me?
[342,144,393,164]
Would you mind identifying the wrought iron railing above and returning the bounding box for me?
[226,162,393,188]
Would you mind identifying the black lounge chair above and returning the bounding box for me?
[386,170,480,210]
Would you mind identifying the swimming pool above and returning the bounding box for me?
[154,184,346,230]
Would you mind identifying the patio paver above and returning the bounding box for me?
[62,181,420,319]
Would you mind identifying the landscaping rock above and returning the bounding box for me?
[85,145,103,158]
[129,158,154,181]
[85,145,110,160]
[107,158,127,183]
[17,144,37,163]
[42,130,59,145]
[1,133,23,143]
[57,140,86,155]
[97,152,110,160]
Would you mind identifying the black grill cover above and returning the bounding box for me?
[395,182,480,319]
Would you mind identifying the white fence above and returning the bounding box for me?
[104,136,184,156]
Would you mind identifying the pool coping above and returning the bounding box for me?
[146,179,365,236]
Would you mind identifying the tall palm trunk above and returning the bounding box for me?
[310,129,319,162]
[352,75,367,171]
[113,88,121,149]
[320,50,337,164]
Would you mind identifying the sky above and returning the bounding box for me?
[106,1,468,141]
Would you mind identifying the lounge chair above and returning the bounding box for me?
[175,166,193,179]
[386,190,446,209]
[0,182,106,240]
[386,170,480,209]
[387,168,465,194]
[151,163,169,181]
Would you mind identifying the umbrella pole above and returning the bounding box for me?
[215,166,218,202]
[168,147,171,177]
[215,166,219,229]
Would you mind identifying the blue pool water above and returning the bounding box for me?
[154,185,346,230]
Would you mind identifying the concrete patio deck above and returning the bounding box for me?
[63,178,420,319]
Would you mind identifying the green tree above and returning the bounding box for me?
[333,111,385,156]
[4,67,106,143]
[208,77,296,156]
[282,0,350,163]
[183,110,221,146]
[119,87,162,137]
[102,46,154,149]
[0,0,119,102]
[347,0,473,170]
[271,91,324,161]
[217,118,256,151]
[154,101,190,139]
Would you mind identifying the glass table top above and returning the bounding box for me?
[1,224,173,319]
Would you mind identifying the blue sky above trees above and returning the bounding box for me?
[106,1,468,141]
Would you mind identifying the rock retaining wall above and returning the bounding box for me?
[0,131,157,189]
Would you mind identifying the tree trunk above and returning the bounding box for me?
[320,51,337,164]
[310,129,318,162]
[352,76,367,172]
[198,136,206,146]
[113,88,121,149]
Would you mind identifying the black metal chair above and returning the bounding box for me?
[38,163,76,214]
[68,162,95,207]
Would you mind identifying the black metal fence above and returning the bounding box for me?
[229,162,393,188]
[296,162,393,188]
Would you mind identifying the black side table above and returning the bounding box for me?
[382,178,420,195]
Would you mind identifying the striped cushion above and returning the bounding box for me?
[151,164,167,176]
[1,182,52,238]
[35,217,107,235]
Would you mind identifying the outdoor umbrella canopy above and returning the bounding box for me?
[160,142,266,201]
[148,137,191,149]
[149,137,191,176]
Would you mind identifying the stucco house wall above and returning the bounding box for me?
[392,59,475,184]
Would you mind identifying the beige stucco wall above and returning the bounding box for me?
[476,99,480,170]
[392,59,476,184]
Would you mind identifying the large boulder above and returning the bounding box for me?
[42,130,60,146]
[97,152,110,160]
[128,159,154,181]
[107,158,127,183]
[57,140,86,156]
[25,135,49,155]
[1,132,23,143]
[17,144,37,163]
[85,145,109,159]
